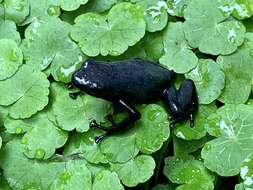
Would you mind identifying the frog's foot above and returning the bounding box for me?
[89,120,110,131]
[94,135,106,143]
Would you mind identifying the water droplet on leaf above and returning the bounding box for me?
[9,49,19,61]
[35,148,45,159]
[15,127,23,134]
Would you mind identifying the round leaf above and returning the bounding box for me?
[0,65,50,119]
[185,59,225,104]
[111,155,156,187]
[100,133,139,163]
[159,22,198,73]
[0,39,23,80]
[71,2,146,56]
[183,0,246,55]
[201,104,253,176]
[21,112,68,159]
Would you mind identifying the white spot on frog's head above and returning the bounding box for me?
[84,61,89,68]
[228,29,237,43]
[74,75,98,89]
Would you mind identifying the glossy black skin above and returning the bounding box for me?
[70,58,198,143]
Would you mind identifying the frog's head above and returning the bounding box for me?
[71,60,108,97]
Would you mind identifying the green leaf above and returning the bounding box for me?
[100,133,139,163]
[133,104,170,154]
[51,83,113,132]
[0,174,12,190]
[133,0,168,32]
[0,138,66,189]
[92,170,124,190]
[111,155,155,187]
[201,104,253,176]
[159,22,198,73]
[51,0,88,11]
[173,104,216,140]
[185,59,225,104]
[183,0,246,55]
[63,131,108,164]
[50,160,92,190]
[167,0,191,17]
[22,0,60,25]
[71,2,146,56]
[0,39,23,80]
[217,33,253,104]
[21,111,68,159]
[22,17,84,83]
[0,19,21,44]
[0,65,49,119]
[0,136,2,149]
[239,155,253,189]
[163,157,215,190]
[3,0,29,24]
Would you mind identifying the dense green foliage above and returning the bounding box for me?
[0,0,253,189]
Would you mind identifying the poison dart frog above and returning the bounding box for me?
[69,58,198,143]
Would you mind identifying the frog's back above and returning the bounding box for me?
[110,58,175,103]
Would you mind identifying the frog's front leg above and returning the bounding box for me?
[162,79,198,128]
[90,99,141,143]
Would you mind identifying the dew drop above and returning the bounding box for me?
[59,171,72,184]
[96,172,104,181]
[21,137,28,144]
[9,49,19,61]
[35,148,45,159]
[205,144,211,150]
[15,127,23,134]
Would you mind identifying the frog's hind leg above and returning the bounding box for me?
[90,99,141,143]
[177,79,198,127]
[162,79,198,128]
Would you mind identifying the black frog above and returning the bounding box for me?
[69,58,198,143]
